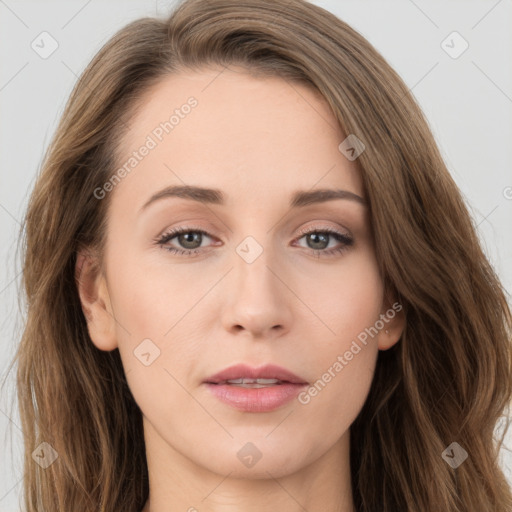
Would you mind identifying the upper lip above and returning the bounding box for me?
[204,363,308,385]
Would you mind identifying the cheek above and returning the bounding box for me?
[300,243,384,343]
[107,251,211,339]
[294,248,383,427]
[105,253,210,405]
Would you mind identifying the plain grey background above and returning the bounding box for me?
[1,1,511,510]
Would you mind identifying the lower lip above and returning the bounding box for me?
[204,382,307,412]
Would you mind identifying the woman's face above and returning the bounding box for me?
[79,66,403,479]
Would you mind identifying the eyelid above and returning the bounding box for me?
[294,223,352,239]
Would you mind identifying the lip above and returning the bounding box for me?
[203,364,308,413]
[204,363,308,385]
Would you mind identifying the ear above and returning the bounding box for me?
[377,291,405,351]
[75,248,118,351]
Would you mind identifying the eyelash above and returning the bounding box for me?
[154,225,353,258]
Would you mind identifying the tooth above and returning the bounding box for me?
[253,378,280,384]
[226,378,244,384]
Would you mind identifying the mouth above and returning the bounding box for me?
[208,377,300,388]
[203,363,308,386]
[203,364,308,412]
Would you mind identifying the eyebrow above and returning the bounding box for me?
[139,185,366,212]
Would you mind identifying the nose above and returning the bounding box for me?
[220,242,293,340]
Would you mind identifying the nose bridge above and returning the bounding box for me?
[233,233,278,300]
[220,231,292,336]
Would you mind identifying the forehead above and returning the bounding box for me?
[112,66,363,208]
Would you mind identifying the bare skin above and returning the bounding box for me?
[77,65,404,512]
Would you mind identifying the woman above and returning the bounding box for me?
[13,0,512,510]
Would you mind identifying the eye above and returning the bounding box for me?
[293,227,353,257]
[155,226,215,257]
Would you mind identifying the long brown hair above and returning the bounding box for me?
[10,0,512,510]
